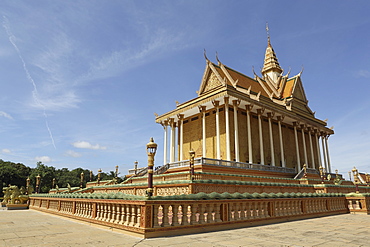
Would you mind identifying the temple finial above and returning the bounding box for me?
[266,22,271,46]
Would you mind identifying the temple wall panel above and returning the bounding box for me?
[262,117,270,165]
[229,107,235,161]
[182,115,202,158]
[282,125,296,169]
[219,107,226,160]
[238,110,248,163]
[250,114,260,164]
[272,120,281,167]
[205,110,216,159]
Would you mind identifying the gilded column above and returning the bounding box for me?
[178,114,184,161]
[325,135,332,173]
[308,127,315,169]
[257,109,264,165]
[293,122,301,171]
[213,100,221,159]
[200,106,207,158]
[277,116,285,167]
[224,97,231,161]
[267,112,275,166]
[162,120,168,165]
[169,118,176,163]
[301,125,308,167]
[233,100,240,162]
[315,129,322,169]
[246,105,253,163]
[321,133,328,173]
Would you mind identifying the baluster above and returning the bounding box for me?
[112,204,118,223]
[229,203,235,221]
[207,204,214,223]
[100,203,106,221]
[348,200,353,210]
[199,204,206,224]
[168,205,174,226]
[152,205,161,227]
[262,201,268,218]
[182,205,190,225]
[245,201,250,219]
[119,205,126,225]
[172,204,180,226]
[96,203,101,220]
[190,204,198,224]
[256,201,261,218]
[124,205,131,226]
[177,205,184,225]
[114,204,121,224]
[82,202,86,217]
[162,205,170,227]
[214,203,222,222]
[135,206,141,228]
[278,201,282,216]
[107,204,113,222]
[129,205,137,226]
[237,203,242,220]
[249,202,255,219]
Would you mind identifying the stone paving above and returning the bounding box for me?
[0,209,369,247]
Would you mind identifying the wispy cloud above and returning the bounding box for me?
[65,150,82,158]
[72,141,106,150]
[2,15,56,149]
[0,111,13,120]
[35,156,52,163]
[2,149,11,154]
[355,70,370,78]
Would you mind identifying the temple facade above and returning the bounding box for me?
[156,37,334,173]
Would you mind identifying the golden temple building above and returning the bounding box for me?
[156,36,334,174]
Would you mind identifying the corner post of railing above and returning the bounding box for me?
[268,200,275,217]
[47,199,50,209]
[221,203,229,222]
[58,200,61,211]
[302,198,307,214]
[92,202,97,218]
[140,203,153,229]
[72,200,76,215]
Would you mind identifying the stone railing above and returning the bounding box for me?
[168,158,296,174]
[346,193,370,214]
[29,195,348,238]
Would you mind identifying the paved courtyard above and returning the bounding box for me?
[0,209,369,247]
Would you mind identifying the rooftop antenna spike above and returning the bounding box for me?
[216,51,221,65]
[204,49,209,61]
[266,22,271,46]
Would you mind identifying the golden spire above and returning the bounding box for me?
[261,23,282,77]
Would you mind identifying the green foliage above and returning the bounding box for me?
[0,159,31,197]
[0,159,122,195]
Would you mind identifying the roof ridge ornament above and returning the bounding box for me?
[204,49,209,61]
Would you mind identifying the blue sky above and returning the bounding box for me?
[0,1,369,178]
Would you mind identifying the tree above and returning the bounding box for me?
[0,159,30,196]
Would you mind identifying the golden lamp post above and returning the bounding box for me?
[80,172,84,188]
[36,174,41,193]
[26,177,30,195]
[90,170,93,182]
[189,150,195,181]
[134,161,138,175]
[146,137,157,197]
[352,167,359,193]
[319,166,324,184]
[115,165,119,178]
[97,169,102,185]
[303,164,307,178]
[52,178,56,189]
